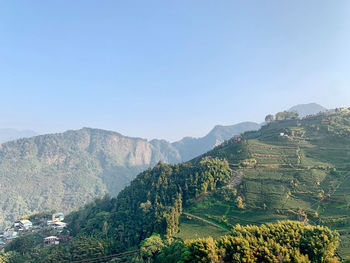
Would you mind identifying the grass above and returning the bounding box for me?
[175,215,229,240]
[338,233,350,260]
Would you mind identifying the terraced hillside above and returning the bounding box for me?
[182,109,350,256]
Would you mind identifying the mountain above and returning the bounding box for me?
[0,104,330,230]
[0,129,37,143]
[0,128,179,229]
[171,122,261,161]
[288,103,327,117]
[0,122,259,229]
[40,108,350,260]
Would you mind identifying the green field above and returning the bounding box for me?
[175,215,229,240]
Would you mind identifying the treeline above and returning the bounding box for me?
[142,221,339,263]
[265,111,299,123]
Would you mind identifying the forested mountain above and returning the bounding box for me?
[0,122,259,229]
[0,128,179,229]
[10,107,349,262]
[0,103,333,231]
[0,129,37,143]
[0,104,328,230]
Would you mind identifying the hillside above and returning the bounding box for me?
[0,122,259,229]
[0,128,181,229]
[23,108,350,262]
[0,104,326,229]
[185,108,350,256]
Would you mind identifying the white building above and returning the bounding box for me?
[18,220,32,230]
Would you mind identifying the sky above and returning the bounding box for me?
[0,1,349,141]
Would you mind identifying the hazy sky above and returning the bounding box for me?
[1,1,349,141]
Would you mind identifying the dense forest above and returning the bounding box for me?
[150,221,339,263]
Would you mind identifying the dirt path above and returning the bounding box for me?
[226,170,243,188]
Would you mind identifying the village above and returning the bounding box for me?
[0,212,70,249]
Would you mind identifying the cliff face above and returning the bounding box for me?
[0,128,155,228]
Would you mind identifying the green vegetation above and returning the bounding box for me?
[0,128,157,229]
[154,221,339,263]
[175,216,229,240]
[2,157,232,262]
[67,157,231,251]
[0,122,260,229]
[4,109,350,262]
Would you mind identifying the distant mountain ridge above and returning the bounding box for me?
[171,122,261,161]
[0,129,37,143]
[288,103,327,117]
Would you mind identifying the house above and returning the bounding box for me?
[14,221,21,228]
[52,212,64,222]
[3,229,18,240]
[233,136,242,143]
[52,221,67,230]
[18,220,32,230]
[47,212,65,226]
[44,236,59,247]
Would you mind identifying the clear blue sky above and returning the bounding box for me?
[1,1,349,141]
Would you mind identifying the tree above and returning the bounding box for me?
[140,233,165,262]
[155,241,187,263]
[235,196,245,209]
[154,221,339,262]
[69,236,106,261]
[0,250,21,263]
[265,114,274,123]
[5,234,42,256]
[183,237,219,263]
[276,111,299,121]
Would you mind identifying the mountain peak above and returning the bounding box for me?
[288,103,327,117]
